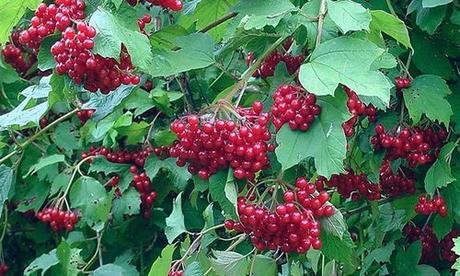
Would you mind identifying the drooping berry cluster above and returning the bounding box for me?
[169,101,272,180]
[36,207,79,232]
[379,160,416,197]
[18,0,86,50]
[2,32,37,75]
[323,171,381,201]
[138,14,152,34]
[440,229,460,263]
[415,195,448,217]
[76,109,94,124]
[0,263,8,276]
[168,270,184,276]
[395,77,411,90]
[225,178,334,253]
[131,169,158,218]
[404,224,439,263]
[342,87,377,137]
[271,84,321,132]
[248,51,305,78]
[52,24,140,93]
[83,146,158,167]
[372,125,447,167]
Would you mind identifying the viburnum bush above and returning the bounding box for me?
[0,0,460,275]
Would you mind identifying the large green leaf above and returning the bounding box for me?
[24,249,59,276]
[148,244,175,276]
[233,0,296,30]
[165,192,186,243]
[408,0,446,35]
[89,7,154,74]
[210,250,249,276]
[0,165,13,216]
[69,176,111,231]
[327,0,371,33]
[320,208,347,239]
[369,10,411,49]
[299,36,393,106]
[275,92,350,178]
[0,0,42,44]
[425,142,457,195]
[320,230,356,265]
[252,255,277,276]
[403,75,453,126]
[25,154,65,178]
[422,0,453,7]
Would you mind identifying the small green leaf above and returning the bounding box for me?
[184,261,204,276]
[394,241,422,275]
[53,121,80,155]
[16,181,49,212]
[320,208,347,239]
[93,264,127,276]
[433,214,453,240]
[403,75,453,126]
[233,0,297,30]
[165,193,186,243]
[148,244,176,276]
[224,169,238,211]
[82,85,135,121]
[362,242,395,273]
[425,142,457,195]
[369,10,411,49]
[0,97,48,130]
[320,230,356,265]
[210,250,249,276]
[37,35,59,71]
[252,255,277,276]
[112,188,141,222]
[24,249,59,276]
[26,154,65,178]
[209,170,237,218]
[422,0,452,8]
[327,0,371,33]
[408,0,446,35]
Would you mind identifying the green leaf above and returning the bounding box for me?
[148,244,176,276]
[320,230,356,265]
[69,176,111,231]
[37,35,59,71]
[327,0,371,33]
[50,171,70,196]
[0,98,48,130]
[112,188,141,221]
[252,255,277,276]
[179,0,237,41]
[209,170,237,218]
[394,241,422,275]
[275,93,350,178]
[24,249,59,276]
[93,264,128,276]
[122,88,155,117]
[408,0,446,35]
[145,155,191,190]
[0,165,13,216]
[433,214,453,240]
[0,0,42,44]
[150,25,189,50]
[89,157,130,174]
[53,121,80,155]
[25,154,65,178]
[16,181,49,212]
[224,169,238,211]
[148,33,215,77]
[369,10,411,49]
[165,192,186,243]
[320,208,347,239]
[82,85,135,121]
[403,75,453,126]
[184,261,204,276]
[425,142,457,195]
[56,241,78,275]
[299,36,392,106]
[233,0,297,30]
[362,242,395,273]
[453,238,460,273]
[422,0,452,8]
[89,7,154,74]
[210,250,249,276]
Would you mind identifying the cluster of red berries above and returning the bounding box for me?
[83,146,160,167]
[52,23,140,93]
[247,51,305,78]
[342,87,377,137]
[169,101,273,180]
[440,229,460,262]
[225,178,334,253]
[131,168,158,218]
[36,207,79,232]
[323,171,381,201]
[168,271,183,276]
[404,224,438,263]
[0,263,8,276]
[134,0,183,11]
[395,77,411,90]
[271,84,321,132]
[379,160,416,197]
[372,125,447,167]
[415,195,448,217]
[2,32,37,75]
[76,109,94,124]
[138,14,152,34]
[18,0,86,51]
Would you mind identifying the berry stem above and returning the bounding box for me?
[0,108,78,165]
[343,197,395,217]
[315,0,327,48]
[199,12,239,33]
[82,230,104,271]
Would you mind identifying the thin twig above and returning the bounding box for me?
[199,12,238,33]
[315,0,327,48]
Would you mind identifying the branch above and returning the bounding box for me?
[0,109,79,165]
[315,0,327,48]
[199,12,239,33]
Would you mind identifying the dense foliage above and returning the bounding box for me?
[0,0,459,275]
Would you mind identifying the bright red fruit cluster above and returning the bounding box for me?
[138,14,152,34]
[2,32,37,75]
[169,101,272,180]
[146,0,183,11]
[83,146,169,217]
[271,84,321,132]
[440,229,460,262]
[52,23,139,93]
[342,87,377,137]
[379,160,416,197]
[36,207,79,232]
[323,171,381,201]
[225,178,334,253]
[0,263,8,276]
[395,77,411,90]
[18,0,86,50]
[372,125,447,167]
[415,195,448,217]
[168,271,184,276]
[404,224,438,263]
[76,109,95,124]
[248,51,305,78]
